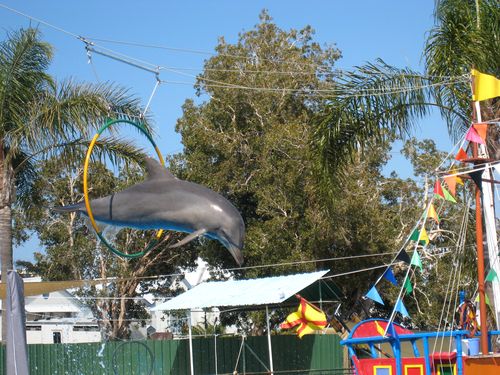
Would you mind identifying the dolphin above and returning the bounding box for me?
[53,158,245,265]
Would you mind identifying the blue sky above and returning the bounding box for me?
[0,1,451,261]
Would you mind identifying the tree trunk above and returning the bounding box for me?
[0,144,14,343]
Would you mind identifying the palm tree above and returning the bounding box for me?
[0,28,151,339]
[314,0,499,180]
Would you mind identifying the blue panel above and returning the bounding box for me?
[375,368,391,375]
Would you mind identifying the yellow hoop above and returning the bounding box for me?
[83,119,165,258]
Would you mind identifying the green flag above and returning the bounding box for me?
[486,269,498,282]
[442,187,457,203]
[410,229,419,241]
[411,251,423,270]
[404,278,413,295]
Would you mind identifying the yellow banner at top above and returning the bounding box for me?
[472,69,500,101]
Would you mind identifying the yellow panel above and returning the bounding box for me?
[436,364,456,375]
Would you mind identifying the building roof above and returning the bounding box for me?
[152,270,330,311]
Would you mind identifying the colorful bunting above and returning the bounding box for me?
[410,228,429,245]
[411,251,423,270]
[471,69,500,102]
[427,204,440,224]
[442,187,457,203]
[443,175,457,196]
[419,227,429,245]
[395,299,410,318]
[396,249,411,264]
[455,148,468,162]
[475,293,491,306]
[434,181,444,198]
[486,269,498,282]
[468,170,483,191]
[365,286,384,305]
[465,126,485,145]
[383,268,398,286]
[404,278,413,295]
[280,296,328,338]
[473,123,488,143]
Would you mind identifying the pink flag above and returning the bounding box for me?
[465,127,485,144]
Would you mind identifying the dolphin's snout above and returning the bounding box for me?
[227,244,244,266]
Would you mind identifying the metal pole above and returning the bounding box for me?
[214,333,218,375]
[188,310,195,375]
[265,305,274,374]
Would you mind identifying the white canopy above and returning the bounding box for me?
[152,270,329,311]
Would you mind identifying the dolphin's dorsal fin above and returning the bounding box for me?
[144,157,176,180]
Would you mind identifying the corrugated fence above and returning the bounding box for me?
[1,334,345,374]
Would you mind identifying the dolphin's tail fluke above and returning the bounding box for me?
[51,202,85,213]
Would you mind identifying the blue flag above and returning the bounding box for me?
[365,286,384,305]
[383,268,398,286]
[395,299,410,318]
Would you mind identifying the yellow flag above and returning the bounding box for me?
[419,227,429,245]
[280,296,327,338]
[427,204,440,224]
[472,69,500,101]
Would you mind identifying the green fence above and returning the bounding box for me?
[2,334,345,374]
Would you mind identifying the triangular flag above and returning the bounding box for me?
[410,229,420,241]
[427,204,440,224]
[395,299,410,318]
[396,249,411,264]
[442,187,457,203]
[419,227,429,245]
[451,166,464,185]
[465,126,486,145]
[455,148,468,162]
[383,268,398,286]
[443,175,457,196]
[471,69,500,102]
[468,170,483,191]
[365,286,384,305]
[434,181,444,198]
[475,293,491,306]
[473,123,488,143]
[411,251,423,270]
[486,269,498,282]
[404,278,413,295]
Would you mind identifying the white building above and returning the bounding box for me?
[0,277,100,345]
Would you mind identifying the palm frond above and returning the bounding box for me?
[313,59,462,183]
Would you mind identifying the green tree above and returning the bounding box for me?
[173,13,431,332]
[0,28,152,340]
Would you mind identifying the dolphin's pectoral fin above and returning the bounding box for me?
[169,228,207,248]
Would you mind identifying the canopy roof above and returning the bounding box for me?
[153,270,332,311]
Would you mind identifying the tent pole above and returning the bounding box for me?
[188,310,194,375]
[265,305,274,374]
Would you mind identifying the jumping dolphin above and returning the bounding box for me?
[53,158,245,265]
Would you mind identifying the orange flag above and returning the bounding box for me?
[455,148,468,162]
[473,123,488,143]
[443,175,457,196]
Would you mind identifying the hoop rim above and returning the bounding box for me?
[83,118,165,258]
